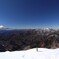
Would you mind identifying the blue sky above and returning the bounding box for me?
[0,0,59,29]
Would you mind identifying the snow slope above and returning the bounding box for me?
[0,48,59,59]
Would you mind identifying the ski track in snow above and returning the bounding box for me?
[0,48,59,59]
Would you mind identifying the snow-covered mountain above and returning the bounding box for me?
[0,25,5,29]
[0,25,12,30]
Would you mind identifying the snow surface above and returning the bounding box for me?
[0,48,59,59]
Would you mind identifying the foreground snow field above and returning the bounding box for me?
[0,48,59,59]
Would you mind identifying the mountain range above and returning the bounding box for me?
[0,27,59,52]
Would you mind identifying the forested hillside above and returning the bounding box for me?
[0,29,59,52]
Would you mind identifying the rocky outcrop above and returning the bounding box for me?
[0,29,59,52]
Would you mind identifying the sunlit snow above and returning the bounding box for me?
[0,48,59,59]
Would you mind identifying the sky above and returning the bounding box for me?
[0,0,59,29]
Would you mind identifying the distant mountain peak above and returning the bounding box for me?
[0,25,5,29]
[0,25,10,30]
[43,28,49,30]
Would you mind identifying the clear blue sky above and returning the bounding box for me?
[0,0,59,29]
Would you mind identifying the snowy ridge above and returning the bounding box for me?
[0,48,59,59]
